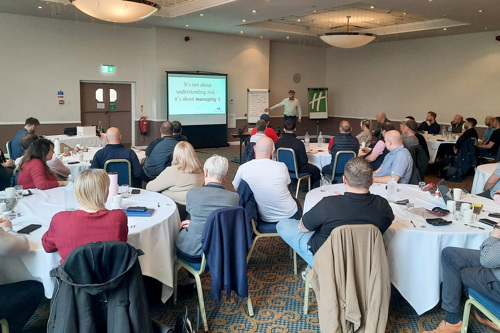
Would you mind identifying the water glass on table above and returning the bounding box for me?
[120,184,130,198]
[14,185,23,199]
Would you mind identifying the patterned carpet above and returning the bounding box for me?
[22,145,494,332]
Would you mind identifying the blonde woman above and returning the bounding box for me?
[356,119,372,144]
[42,169,128,263]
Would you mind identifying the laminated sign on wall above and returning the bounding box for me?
[308,88,328,120]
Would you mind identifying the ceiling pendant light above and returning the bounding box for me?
[319,16,376,48]
[69,0,161,23]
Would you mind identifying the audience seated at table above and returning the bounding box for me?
[0,217,44,333]
[10,117,40,160]
[373,130,413,184]
[324,120,359,177]
[423,226,500,333]
[275,120,321,186]
[250,114,278,143]
[17,139,66,190]
[143,121,178,181]
[478,163,500,200]
[172,120,188,142]
[276,157,394,267]
[439,118,479,160]
[146,141,204,220]
[0,148,14,190]
[373,112,389,140]
[477,116,500,158]
[250,119,271,143]
[145,121,171,157]
[91,127,142,187]
[401,116,429,157]
[42,169,128,263]
[482,115,496,143]
[449,114,465,134]
[362,122,394,170]
[233,136,302,223]
[175,155,238,262]
[400,118,420,150]
[418,111,441,135]
[356,119,372,145]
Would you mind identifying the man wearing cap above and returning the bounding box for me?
[250,114,279,142]
[265,90,302,124]
[400,118,419,150]
[11,117,40,160]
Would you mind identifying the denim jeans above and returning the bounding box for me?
[284,115,297,125]
[441,247,500,314]
[276,218,314,267]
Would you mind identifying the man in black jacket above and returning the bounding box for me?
[275,120,321,186]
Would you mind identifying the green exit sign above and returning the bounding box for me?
[102,65,115,73]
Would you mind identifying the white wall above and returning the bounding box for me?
[269,42,327,118]
[325,31,500,124]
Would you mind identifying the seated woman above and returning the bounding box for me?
[17,138,66,190]
[42,169,128,262]
[356,119,372,145]
[146,141,203,220]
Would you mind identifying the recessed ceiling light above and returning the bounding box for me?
[185,24,189,27]
[242,19,246,22]
[478,10,483,13]
[403,12,407,15]
[38,6,42,9]
[260,36,263,38]
[443,28,447,30]
[200,13,203,16]
[286,36,290,39]
[252,10,256,13]
[377,21,381,23]
[297,19,301,22]
[313,10,317,13]
[240,31,244,34]
[485,27,488,29]
[370,6,374,9]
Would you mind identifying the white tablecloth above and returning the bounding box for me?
[10,187,180,302]
[306,143,331,170]
[471,163,499,194]
[425,134,456,163]
[45,134,106,148]
[304,183,496,315]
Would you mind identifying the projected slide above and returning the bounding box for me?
[167,72,227,126]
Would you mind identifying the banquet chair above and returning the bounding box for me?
[324,151,356,184]
[0,319,8,333]
[5,141,12,159]
[173,206,254,332]
[409,144,429,180]
[277,148,311,198]
[104,159,132,186]
[461,288,500,333]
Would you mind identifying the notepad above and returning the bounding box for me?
[122,208,154,217]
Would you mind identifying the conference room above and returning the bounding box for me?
[1,0,500,332]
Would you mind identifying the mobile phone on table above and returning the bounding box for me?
[478,218,496,227]
[131,189,140,194]
[17,224,42,234]
[488,213,500,218]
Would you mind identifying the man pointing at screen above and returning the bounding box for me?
[265,90,302,124]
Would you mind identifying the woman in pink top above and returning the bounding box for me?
[17,139,66,190]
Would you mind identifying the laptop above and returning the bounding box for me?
[436,179,462,209]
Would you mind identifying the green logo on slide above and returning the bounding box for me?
[308,89,327,113]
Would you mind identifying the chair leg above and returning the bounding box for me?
[0,319,9,333]
[303,267,310,315]
[308,177,311,192]
[461,299,472,333]
[293,250,297,276]
[247,234,262,263]
[194,273,208,332]
[295,179,301,199]
[173,262,179,305]
[247,297,254,317]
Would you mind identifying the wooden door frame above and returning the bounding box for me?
[80,80,136,147]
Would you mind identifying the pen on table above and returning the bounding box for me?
[464,224,485,230]
[410,221,416,228]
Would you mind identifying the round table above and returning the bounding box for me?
[8,187,180,302]
[425,134,456,163]
[471,163,499,194]
[45,134,106,149]
[304,183,496,315]
[306,143,331,170]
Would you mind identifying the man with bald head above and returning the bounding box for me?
[233,136,301,222]
[450,115,465,134]
[143,121,178,180]
[373,112,389,139]
[91,127,142,186]
[323,120,359,177]
[482,115,496,143]
[373,130,413,184]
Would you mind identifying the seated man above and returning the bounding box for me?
[0,149,15,190]
[172,120,188,142]
[373,130,413,184]
[145,121,170,157]
[323,120,359,176]
[250,114,279,143]
[373,112,389,140]
[418,111,441,135]
[477,116,500,158]
[423,226,500,333]
[143,121,178,180]
[454,117,478,152]
[482,115,495,143]
[478,163,500,199]
[0,217,44,332]
[275,120,321,186]
[233,136,301,222]
[449,114,465,134]
[11,117,40,160]
[175,155,238,261]
[277,157,394,267]
[250,119,268,143]
[400,118,419,149]
[91,127,142,186]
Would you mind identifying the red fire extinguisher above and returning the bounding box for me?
[140,116,148,136]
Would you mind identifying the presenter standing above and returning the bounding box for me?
[265,90,302,124]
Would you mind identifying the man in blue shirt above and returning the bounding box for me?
[143,121,178,180]
[482,115,495,143]
[91,127,142,186]
[10,117,40,159]
[373,130,413,184]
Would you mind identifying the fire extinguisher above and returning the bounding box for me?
[140,116,148,136]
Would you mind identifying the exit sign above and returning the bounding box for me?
[102,65,115,73]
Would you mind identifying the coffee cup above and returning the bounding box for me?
[361,142,366,149]
[0,202,6,213]
[111,194,122,209]
[461,202,471,213]
[446,200,456,214]
[462,208,476,224]
[453,188,462,201]
[4,187,15,199]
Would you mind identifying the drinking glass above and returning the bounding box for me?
[14,185,23,199]
[120,184,130,198]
